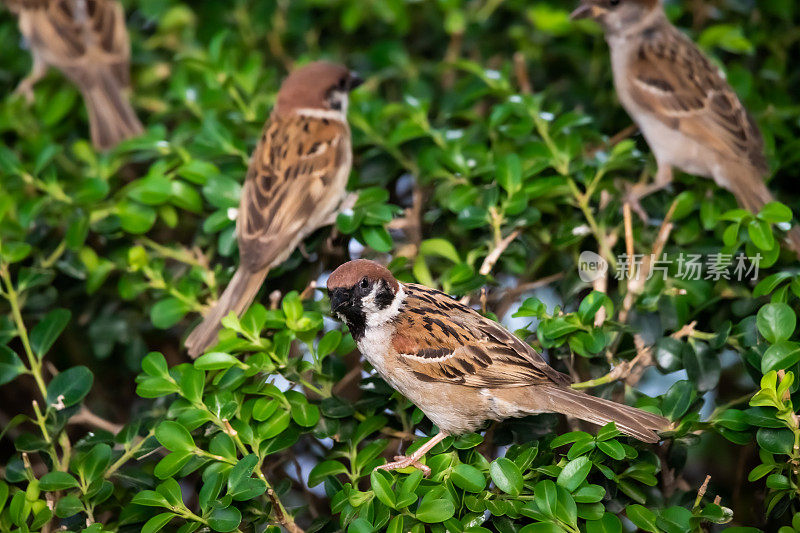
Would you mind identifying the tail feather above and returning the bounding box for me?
[722,164,800,260]
[75,69,143,151]
[540,386,668,443]
[185,267,269,359]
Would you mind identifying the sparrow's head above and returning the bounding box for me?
[327,260,402,338]
[275,61,363,117]
[571,0,660,33]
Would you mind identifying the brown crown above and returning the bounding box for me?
[327,259,399,292]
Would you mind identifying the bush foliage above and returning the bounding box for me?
[2,0,800,532]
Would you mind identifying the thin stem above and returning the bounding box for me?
[105,428,156,479]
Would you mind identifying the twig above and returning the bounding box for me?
[587,123,638,158]
[390,186,424,259]
[479,229,521,277]
[493,272,565,319]
[267,488,304,533]
[69,407,123,435]
[513,52,532,94]
[619,199,677,323]
[571,335,653,390]
[694,474,712,508]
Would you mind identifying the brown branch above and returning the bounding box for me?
[587,123,638,158]
[267,488,304,533]
[493,272,565,319]
[513,52,532,94]
[479,229,521,277]
[68,407,123,435]
[694,474,712,508]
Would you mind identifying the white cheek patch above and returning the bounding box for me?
[363,285,405,328]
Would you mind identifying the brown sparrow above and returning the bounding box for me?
[572,0,800,253]
[327,259,668,475]
[5,0,144,150]
[185,62,363,358]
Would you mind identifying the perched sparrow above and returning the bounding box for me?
[327,259,668,475]
[185,62,363,358]
[5,0,144,150]
[572,0,800,253]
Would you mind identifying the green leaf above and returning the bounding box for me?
[416,498,456,523]
[557,456,591,492]
[370,470,396,508]
[46,366,93,407]
[179,367,205,403]
[747,219,775,250]
[154,451,193,479]
[586,512,623,533]
[626,505,658,533]
[534,479,558,517]
[208,506,242,532]
[39,471,80,491]
[30,309,71,358]
[451,463,486,492]
[55,494,83,518]
[151,297,191,329]
[308,460,348,487]
[361,225,393,252]
[155,421,195,452]
[490,457,523,497]
[131,490,171,508]
[194,352,240,370]
[317,330,342,358]
[497,153,522,194]
[142,513,176,533]
[117,200,157,234]
[758,202,793,224]
[0,345,26,386]
[761,341,800,373]
[661,380,694,420]
[156,479,184,507]
[577,291,611,326]
[80,443,112,482]
[757,428,794,455]
[757,303,796,344]
[142,352,169,376]
[419,238,461,263]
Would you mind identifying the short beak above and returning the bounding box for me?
[347,71,364,91]
[329,288,350,313]
[570,3,606,19]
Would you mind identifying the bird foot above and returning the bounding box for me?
[376,455,431,477]
[622,182,655,223]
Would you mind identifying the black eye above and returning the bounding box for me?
[338,77,348,90]
[609,0,620,5]
[359,277,370,291]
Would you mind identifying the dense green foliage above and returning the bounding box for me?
[2,0,800,531]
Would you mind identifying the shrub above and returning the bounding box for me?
[1,1,800,532]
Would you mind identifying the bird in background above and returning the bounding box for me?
[572,0,800,256]
[185,61,363,358]
[4,0,144,151]
[327,259,668,475]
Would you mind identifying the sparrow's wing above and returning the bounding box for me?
[628,26,767,173]
[14,0,131,85]
[390,284,572,388]
[237,114,349,272]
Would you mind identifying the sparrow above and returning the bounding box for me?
[572,0,800,254]
[327,259,668,475]
[185,61,363,358]
[4,0,144,150]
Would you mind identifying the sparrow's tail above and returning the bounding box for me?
[722,163,800,260]
[73,68,144,151]
[538,386,669,443]
[185,267,269,359]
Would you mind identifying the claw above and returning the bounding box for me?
[376,455,431,477]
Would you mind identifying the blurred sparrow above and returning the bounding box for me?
[327,259,668,475]
[572,0,800,253]
[5,0,144,150]
[185,62,363,358]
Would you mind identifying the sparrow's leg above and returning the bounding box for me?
[375,432,448,477]
[13,53,48,104]
[623,165,674,222]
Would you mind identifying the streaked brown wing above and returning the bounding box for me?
[391,284,572,388]
[16,0,130,85]
[237,114,348,272]
[629,26,766,173]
